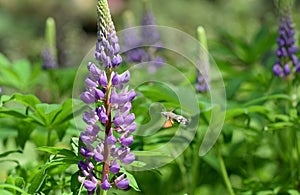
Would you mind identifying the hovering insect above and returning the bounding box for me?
[161,111,190,128]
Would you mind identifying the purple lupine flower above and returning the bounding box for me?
[115,174,130,190]
[195,71,210,92]
[41,48,58,69]
[78,0,135,193]
[141,10,162,47]
[195,26,210,93]
[273,12,300,77]
[123,4,164,73]
[101,174,111,190]
[110,158,120,174]
[41,17,58,69]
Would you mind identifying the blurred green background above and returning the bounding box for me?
[0,0,291,67]
[1,0,300,194]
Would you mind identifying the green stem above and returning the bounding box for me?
[47,128,52,146]
[48,70,58,102]
[190,133,201,194]
[295,127,300,182]
[102,68,113,184]
[0,184,29,195]
[100,190,107,195]
[288,81,300,184]
[291,126,300,184]
[288,128,296,183]
[217,145,235,195]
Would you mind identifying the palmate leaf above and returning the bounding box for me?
[218,25,276,65]
[0,108,27,119]
[34,103,62,126]
[52,99,85,126]
[17,121,36,149]
[1,94,82,143]
[28,147,79,194]
[2,93,41,109]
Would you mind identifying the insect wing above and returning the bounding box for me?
[174,115,189,125]
[163,119,174,128]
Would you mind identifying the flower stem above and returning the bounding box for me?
[100,190,107,195]
[216,144,235,195]
[102,69,113,182]
[190,129,203,194]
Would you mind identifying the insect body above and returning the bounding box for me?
[161,111,189,128]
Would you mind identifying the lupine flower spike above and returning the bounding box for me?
[41,17,58,69]
[78,0,136,193]
[123,0,164,73]
[195,26,210,92]
[273,10,300,77]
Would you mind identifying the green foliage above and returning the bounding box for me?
[1,1,300,195]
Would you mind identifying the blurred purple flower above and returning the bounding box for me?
[41,48,58,69]
[78,0,135,193]
[123,7,164,73]
[195,71,210,93]
[273,12,300,77]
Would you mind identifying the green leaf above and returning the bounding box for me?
[0,67,21,89]
[288,189,300,195]
[130,161,146,168]
[54,122,69,141]
[5,176,25,194]
[0,53,11,68]
[0,150,22,158]
[28,169,47,194]
[0,108,27,119]
[52,99,83,126]
[0,95,11,106]
[138,83,179,105]
[243,94,291,106]
[36,146,77,158]
[257,191,275,195]
[12,60,31,87]
[0,184,28,195]
[17,121,35,149]
[0,159,20,166]
[202,152,220,173]
[71,171,81,194]
[47,157,79,166]
[226,105,270,119]
[14,177,25,189]
[3,93,41,109]
[0,189,14,195]
[267,122,294,130]
[34,103,61,126]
